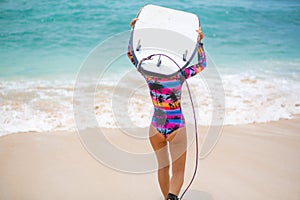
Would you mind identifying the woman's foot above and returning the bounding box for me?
[166,193,179,200]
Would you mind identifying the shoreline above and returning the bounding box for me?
[0,119,299,200]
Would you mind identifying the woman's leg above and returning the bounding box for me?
[167,127,187,196]
[149,125,170,198]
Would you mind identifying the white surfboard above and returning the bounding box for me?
[130,4,200,76]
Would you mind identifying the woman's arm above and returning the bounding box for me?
[127,18,139,67]
[127,44,138,67]
[181,29,207,79]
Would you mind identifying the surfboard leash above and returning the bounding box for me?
[138,54,199,200]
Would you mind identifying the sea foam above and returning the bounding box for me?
[0,72,299,136]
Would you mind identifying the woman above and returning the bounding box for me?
[127,18,206,200]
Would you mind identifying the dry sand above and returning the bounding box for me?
[0,119,299,200]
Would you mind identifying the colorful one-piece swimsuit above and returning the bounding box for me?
[127,42,207,137]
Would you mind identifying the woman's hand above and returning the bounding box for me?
[196,28,204,42]
[130,18,139,27]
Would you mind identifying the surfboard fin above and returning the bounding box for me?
[156,55,162,67]
[136,39,141,51]
[183,50,188,62]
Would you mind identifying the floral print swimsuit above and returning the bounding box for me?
[127,42,206,137]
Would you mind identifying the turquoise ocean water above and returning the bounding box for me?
[0,0,300,135]
[1,0,299,77]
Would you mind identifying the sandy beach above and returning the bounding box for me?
[0,118,299,200]
[1,0,300,200]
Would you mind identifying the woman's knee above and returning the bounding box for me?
[158,165,170,173]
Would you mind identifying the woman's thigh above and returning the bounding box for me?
[168,127,187,166]
[149,125,170,169]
